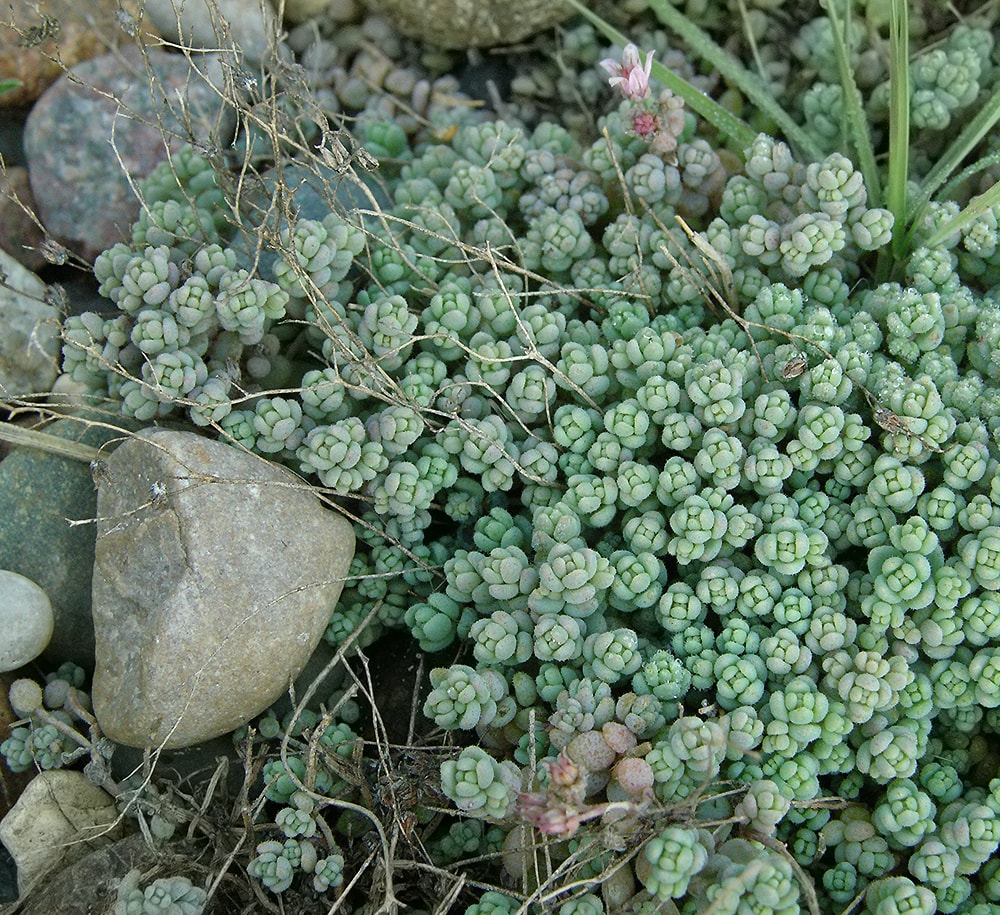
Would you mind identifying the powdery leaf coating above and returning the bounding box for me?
[635,826,710,901]
[440,746,518,819]
[113,870,208,914]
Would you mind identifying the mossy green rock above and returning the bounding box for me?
[0,418,123,668]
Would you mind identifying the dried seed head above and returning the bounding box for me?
[317,135,349,169]
[40,237,69,265]
[18,15,60,47]
[780,353,808,379]
[223,62,258,94]
[548,751,581,789]
[355,147,379,171]
[873,406,910,435]
[114,9,137,37]
[90,459,109,488]
[44,283,69,313]
[189,141,217,159]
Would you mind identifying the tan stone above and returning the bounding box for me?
[0,770,122,895]
[92,429,356,749]
[357,0,571,47]
[0,1,159,108]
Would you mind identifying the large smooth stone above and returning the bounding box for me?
[141,0,278,64]
[92,429,355,749]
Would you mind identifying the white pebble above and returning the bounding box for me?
[0,570,54,672]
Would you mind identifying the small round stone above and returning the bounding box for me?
[0,571,54,672]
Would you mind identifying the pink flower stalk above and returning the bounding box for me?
[517,793,583,836]
[599,43,654,101]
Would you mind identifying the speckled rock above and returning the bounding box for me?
[0,0,156,108]
[0,417,127,669]
[0,770,123,896]
[358,0,571,47]
[0,250,59,398]
[92,429,355,749]
[23,46,231,262]
[142,0,278,64]
[0,572,53,672]
[0,168,46,272]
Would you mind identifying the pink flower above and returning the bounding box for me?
[599,43,654,101]
[546,751,581,789]
[630,109,661,141]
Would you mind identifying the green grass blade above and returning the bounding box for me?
[563,0,758,153]
[886,0,909,258]
[825,0,882,208]
[643,0,824,161]
[907,78,1000,223]
[923,178,1000,251]
[936,148,1000,205]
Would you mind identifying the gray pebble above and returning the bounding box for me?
[141,0,278,64]
[0,251,59,398]
[23,46,232,262]
[0,570,54,672]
